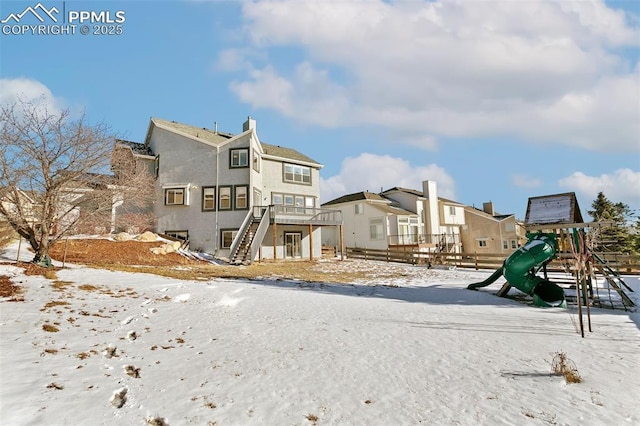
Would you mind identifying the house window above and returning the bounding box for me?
[230,148,249,168]
[448,206,456,215]
[272,193,283,205]
[355,203,363,215]
[221,229,238,249]
[305,197,315,208]
[164,230,188,241]
[235,185,248,210]
[503,240,509,250]
[370,218,384,240]
[219,186,232,210]
[511,240,518,249]
[165,188,185,205]
[505,223,515,232]
[253,153,260,172]
[154,155,160,177]
[202,187,216,211]
[478,239,488,248]
[295,195,305,213]
[283,163,311,185]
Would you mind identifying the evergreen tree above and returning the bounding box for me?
[588,192,635,254]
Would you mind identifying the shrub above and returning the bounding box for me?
[551,351,582,383]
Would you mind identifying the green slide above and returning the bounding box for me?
[468,234,566,308]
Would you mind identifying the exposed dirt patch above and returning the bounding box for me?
[49,239,197,267]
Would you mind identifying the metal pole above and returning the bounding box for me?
[16,238,22,263]
[62,237,69,268]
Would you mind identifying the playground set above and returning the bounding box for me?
[467,193,635,327]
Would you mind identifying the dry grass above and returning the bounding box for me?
[42,323,60,333]
[46,238,382,284]
[551,351,582,384]
[41,300,70,311]
[0,275,22,300]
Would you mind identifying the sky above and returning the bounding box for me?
[1,239,639,424]
[1,0,639,220]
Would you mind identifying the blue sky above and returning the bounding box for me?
[1,0,639,220]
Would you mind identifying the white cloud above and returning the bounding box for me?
[0,77,62,115]
[320,153,455,203]
[229,0,639,152]
[558,168,640,210]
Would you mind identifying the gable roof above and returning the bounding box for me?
[382,186,424,197]
[465,205,514,222]
[145,118,321,166]
[322,191,388,206]
[149,118,234,146]
[261,142,321,166]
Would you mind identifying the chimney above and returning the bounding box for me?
[483,201,495,216]
[422,180,440,237]
[242,116,256,132]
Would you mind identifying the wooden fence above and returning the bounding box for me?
[345,247,640,274]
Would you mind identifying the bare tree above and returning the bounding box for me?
[0,99,155,265]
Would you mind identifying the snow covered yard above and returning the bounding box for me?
[1,244,639,425]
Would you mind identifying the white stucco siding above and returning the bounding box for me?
[149,128,259,253]
[327,201,390,250]
[441,204,465,225]
[260,158,320,204]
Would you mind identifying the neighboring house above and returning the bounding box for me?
[381,181,465,253]
[0,188,39,231]
[321,191,420,250]
[322,180,465,253]
[461,202,526,254]
[113,117,342,262]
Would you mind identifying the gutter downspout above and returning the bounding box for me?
[214,145,220,256]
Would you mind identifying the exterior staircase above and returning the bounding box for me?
[228,206,272,265]
[230,220,260,264]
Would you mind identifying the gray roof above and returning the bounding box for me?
[261,142,320,166]
[382,186,423,197]
[148,118,320,166]
[322,191,388,206]
[151,118,234,145]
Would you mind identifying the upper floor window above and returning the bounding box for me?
[235,185,248,210]
[448,206,456,215]
[202,187,216,211]
[478,239,488,248]
[283,163,311,185]
[253,153,260,172]
[230,148,249,168]
[165,188,185,205]
[219,186,232,210]
[355,203,364,215]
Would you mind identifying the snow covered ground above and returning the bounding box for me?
[1,241,639,426]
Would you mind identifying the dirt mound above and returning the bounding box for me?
[49,239,199,267]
